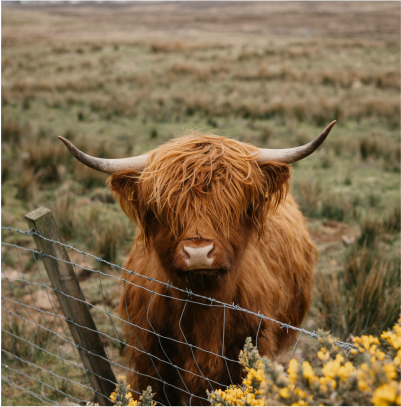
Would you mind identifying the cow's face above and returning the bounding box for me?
[110,134,290,287]
[59,123,335,286]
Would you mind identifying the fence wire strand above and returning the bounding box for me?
[1,226,361,405]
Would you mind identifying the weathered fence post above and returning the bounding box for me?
[25,207,116,406]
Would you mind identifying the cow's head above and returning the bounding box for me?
[59,121,335,287]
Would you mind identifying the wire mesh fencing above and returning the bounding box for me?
[1,210,360,406]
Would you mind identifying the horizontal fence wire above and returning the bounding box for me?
[1,226,361,406]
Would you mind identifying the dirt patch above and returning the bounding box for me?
[309,220,358,244]
[22,289,59,312]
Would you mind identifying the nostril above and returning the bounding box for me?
[207,244,215,258]
[181,246,190,260]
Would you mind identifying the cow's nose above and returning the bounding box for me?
[182,243,215,270]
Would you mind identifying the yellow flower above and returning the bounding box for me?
[321,354,343,379]
[294,388,307,399]
[337,362,354,381]
[317,347,329,361]
[381,331,401,350]
[383,363,396,380]
[128,400,138,406]
[302,361,315,384]
[372,384,397,406]
[288,359,298,382]
[279,388,290,399]
[395,350,401,367]
[376,350,386,361]
[358,380,369,392]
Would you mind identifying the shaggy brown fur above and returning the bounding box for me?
[109,132,317,405]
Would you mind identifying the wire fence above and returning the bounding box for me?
[1,216,360,406]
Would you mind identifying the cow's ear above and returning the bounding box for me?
[108,171,142,222]
[258,162,291,210]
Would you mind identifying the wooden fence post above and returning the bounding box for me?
[25,206,117,406]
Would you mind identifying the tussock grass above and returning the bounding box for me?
[293,179,321,218]
[320,193,354,222]
[358,205,401,247]
[294,180,357,222]
[359,135,383,160]
[75,206,131,263]
[2,159,11,184]
[2,318,53,362]
[54,194,77,240]
[72,163,107,189]
[358,133,400,171]
[150,40,229,53]
[313,248,400,340]
[313,205,400,339]
[259,125,274,145]
[357,217,382,247]
[22,139,67,183]
[15,168,40,201]
[1,117,27,145]
[382,205,401,234]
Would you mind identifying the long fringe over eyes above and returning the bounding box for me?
[110,132,290,242]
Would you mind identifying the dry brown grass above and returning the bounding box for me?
[358,133,401,170]
[15,169,40,201]
[0,5,399,404]
[75,206,131,263]
[22,139,67,182]
[1,317,54,362]
[313,244,400,340]
[1,117,28,145]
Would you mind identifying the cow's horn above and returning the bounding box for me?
[256,120,336,164]
[58,136,148,173]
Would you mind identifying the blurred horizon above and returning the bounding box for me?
[2,1,400,43]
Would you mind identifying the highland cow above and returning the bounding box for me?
[59,121,335,405]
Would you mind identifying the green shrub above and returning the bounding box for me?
[208,323,401,406]
[313,245,400,340]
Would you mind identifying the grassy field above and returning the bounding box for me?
[1,2,400,405]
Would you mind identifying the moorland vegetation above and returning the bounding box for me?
[1,3,399,405]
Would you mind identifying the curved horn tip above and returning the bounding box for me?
[327,120,336,130]
[58,136,78,152]
[57,135,69,145]
[317,120,336,140]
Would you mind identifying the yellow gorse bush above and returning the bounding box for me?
[208,320,401,406]
[109,376,156,406]
[207,338,267,406]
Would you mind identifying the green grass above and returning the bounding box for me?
[1,2,400,405]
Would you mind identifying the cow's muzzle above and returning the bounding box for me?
[173,238,230,275]
[182,243,215,270]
